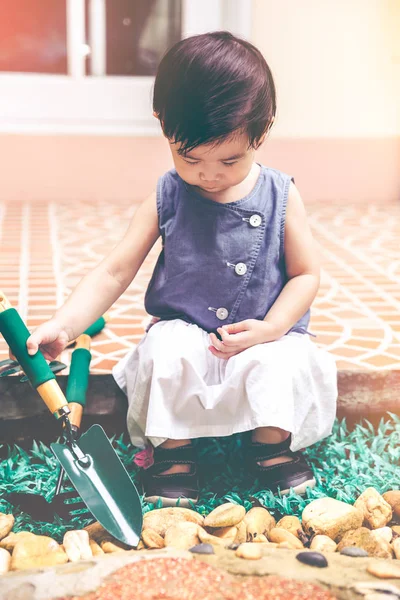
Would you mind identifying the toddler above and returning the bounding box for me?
[26,31,338,507]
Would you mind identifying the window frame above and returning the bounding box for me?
[0,0,251,135]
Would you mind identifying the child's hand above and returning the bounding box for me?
[25,319,72,361]
[208,319,281,360]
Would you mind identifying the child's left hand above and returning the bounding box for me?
[208,319,281,359]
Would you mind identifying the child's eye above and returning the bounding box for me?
[222,161,238,167]
[183,159,200,165]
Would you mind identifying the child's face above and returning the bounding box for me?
[168,133,256,197]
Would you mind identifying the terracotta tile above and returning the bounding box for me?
[91,359,118,371]
[335,360,366,371]
[351,328,385,337]
[91,342,127,353]
[329,347,367,358]
[311,324,345,333]
[344,338,382,349]
[107,316,144,324]
[26,318,49,327]
[384,346,400,357]
[314,334,341,345]
[379,314,400,322]
[363,355,400,368]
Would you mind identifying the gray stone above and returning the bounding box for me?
[189,543,214,555]
[340,546,369,558]
[296,551,328,568]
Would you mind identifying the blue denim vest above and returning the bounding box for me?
[144,165,310,336]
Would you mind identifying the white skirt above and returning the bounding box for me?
[112,318,338,452]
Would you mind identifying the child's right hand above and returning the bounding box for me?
[24,319,71,361]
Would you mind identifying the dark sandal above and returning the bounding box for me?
[246,434,316,496]
[141,444,199,507]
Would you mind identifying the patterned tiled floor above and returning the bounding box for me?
[1,201,400,373]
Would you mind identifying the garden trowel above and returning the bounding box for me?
[8,333,93,521]
[0,291,143,547]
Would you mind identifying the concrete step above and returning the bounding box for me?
[1,369,399,448]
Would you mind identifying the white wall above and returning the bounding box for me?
[252,0,400,138]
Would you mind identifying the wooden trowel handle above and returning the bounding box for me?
[37,379,70,418]
[68,402,84,430]
[0,290,70,420]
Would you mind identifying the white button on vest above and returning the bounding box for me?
[216,307,229,320]
[235,262,247,275]
[249,214,262,227]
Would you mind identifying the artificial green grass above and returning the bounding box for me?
[0,413,399,542]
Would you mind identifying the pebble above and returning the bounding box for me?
[383,490,400,511]
[244,507,276,541]
[301,497,363,542]
[198,527,231,547]
[142,507,204,537]
[164,522,199,550]
[340,546,369,557]
[367,561,400,579]
[210,525,237,544]
[204,503,246,528]
[235,542,262,560]
[0,547,11,575]
[11,535,68,570]
[393,538,400,560]
[63,530,92,562]
[141,528,165,550]
[252,534,269,543]
[234,520,247,545]
[276,515,302,539]
[0,513,15,541]
[371,527,393,544]
[310,535,337,553]
[337,527,393,559]
[354,488,393,529]
[189,543,214,555]
[296,551,328,568]
[269,528,304,549]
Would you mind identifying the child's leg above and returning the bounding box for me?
[247,427,315,495]
[158,438,192,474]
[142,439,199,506]
[114,318,209,506]
[252,426,293,466]
[222,331,337,495]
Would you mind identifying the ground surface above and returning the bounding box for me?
[1,546,400,600]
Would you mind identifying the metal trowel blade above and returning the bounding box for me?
[51,424,142,547]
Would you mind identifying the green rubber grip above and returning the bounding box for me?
[0,308,55,388]
[83,316,106,338]
[66,347,91,406]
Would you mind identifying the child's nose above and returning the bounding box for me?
[200,170,220,182]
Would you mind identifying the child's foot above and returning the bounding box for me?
[246,434,316,496]
[141,443,199,507]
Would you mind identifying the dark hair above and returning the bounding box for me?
[153,31,276,154]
